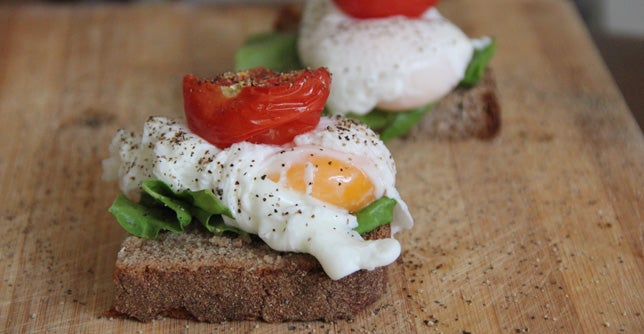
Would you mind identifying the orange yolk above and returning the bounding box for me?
[268,155,376,212]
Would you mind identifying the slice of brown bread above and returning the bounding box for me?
[112,225,391,323]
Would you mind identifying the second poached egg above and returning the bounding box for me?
[298,0,474,115]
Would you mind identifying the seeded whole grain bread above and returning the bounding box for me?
[112,225,390,322]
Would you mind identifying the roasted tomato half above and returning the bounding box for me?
[332,0,439,19]
[183,67,331,149]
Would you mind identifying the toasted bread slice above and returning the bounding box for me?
[112,225,391,322]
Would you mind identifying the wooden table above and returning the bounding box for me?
[1,1,642,332]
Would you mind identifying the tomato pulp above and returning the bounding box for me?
[183,67,331,149]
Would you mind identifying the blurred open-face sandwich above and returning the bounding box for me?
[103,67,413,322]
[236,0,500,141]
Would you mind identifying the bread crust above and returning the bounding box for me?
[112,225,391,322]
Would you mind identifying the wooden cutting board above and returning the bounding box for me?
[1,1,642,332]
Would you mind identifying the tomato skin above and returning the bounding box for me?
[183,67,331,149]
[332,0,439,19]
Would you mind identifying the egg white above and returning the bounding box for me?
[104,116,413,280]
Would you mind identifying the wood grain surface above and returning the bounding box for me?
[1,1,642,333]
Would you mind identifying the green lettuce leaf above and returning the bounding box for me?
[354,197,397,235]
[109,180,395,239]
[459,38,496,87]
[109,179,243,239]
[109,193,186,239]
[140,180,240,235]
[348,104,434,142]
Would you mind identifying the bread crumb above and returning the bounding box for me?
[209,236,232,248]
[232,236,251,248]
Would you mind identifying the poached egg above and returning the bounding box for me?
[298,0,474,115]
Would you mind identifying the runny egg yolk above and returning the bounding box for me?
[268,155,376,212]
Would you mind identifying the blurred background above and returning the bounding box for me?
[2,0,642,128]
[574,0,643,129]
